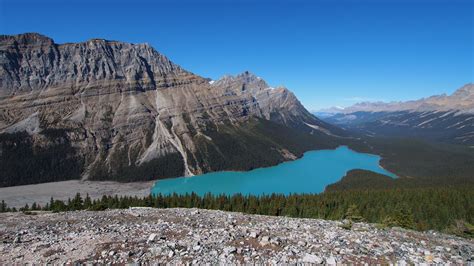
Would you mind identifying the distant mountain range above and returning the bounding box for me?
[320,83,474,114]
[316,84,474,145]
[0,33,346,187]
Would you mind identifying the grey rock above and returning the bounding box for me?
[260,236,271,246]
[326,256,337,264]
[249,231,260,238]
[223,246,237,254]
[147,233,157,243]
[302,253,323,263]
[298,240,306,247]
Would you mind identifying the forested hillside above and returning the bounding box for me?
[4,185,472,237]
[344,137,474,179]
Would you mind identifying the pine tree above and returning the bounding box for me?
[345,204,364,222]
[20,203,30,212]
[68,193,83,211]
[0,200,6,212]
[49,197,54,211]
[394,208,415,229]
[84,194,92,210]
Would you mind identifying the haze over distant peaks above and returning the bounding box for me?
[317,83,474,146]
[320,83,474,114]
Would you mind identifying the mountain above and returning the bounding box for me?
[317,84,474,145]
[0,33,344,187]
[319,84,474,114]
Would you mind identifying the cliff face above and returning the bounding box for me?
[0,33,341,186]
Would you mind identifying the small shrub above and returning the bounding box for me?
[446,220,474,239]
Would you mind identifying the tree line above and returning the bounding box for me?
[1,186,472,237]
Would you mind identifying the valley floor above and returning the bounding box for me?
[0,180,154,208]
[0,208,472,264]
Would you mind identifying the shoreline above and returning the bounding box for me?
[152,145,397,196]
[0,180,154,208]
[378,163,398,178]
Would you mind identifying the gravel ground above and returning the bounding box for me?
[0,180,154,208]
[0,208,472,264]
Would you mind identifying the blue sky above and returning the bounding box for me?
[1,0,472,110]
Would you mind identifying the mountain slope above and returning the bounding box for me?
[317,84,474,145]
[0,33,344,187]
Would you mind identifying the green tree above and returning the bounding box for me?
[345,204,364,222]
[84,194,92,210]
[0,200,6,212]
[20,203,30,212]
[393,208,415,229]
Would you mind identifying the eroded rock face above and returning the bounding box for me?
[210,71,324,129]
[0,33,339,185]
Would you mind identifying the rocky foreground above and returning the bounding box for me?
[0,208,472,264]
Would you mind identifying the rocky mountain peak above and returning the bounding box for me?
[452,83,474,99]
[0,32,201,95]
[212,71,269,91]
[235,70,262,81]
[0,32,54,46]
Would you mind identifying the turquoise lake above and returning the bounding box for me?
[151,146,396,196]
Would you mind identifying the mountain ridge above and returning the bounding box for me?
[316,84,474,146]
[318,83,474,114]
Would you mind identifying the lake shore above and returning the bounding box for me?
[151,146,396,196]
[0,180,154,208]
